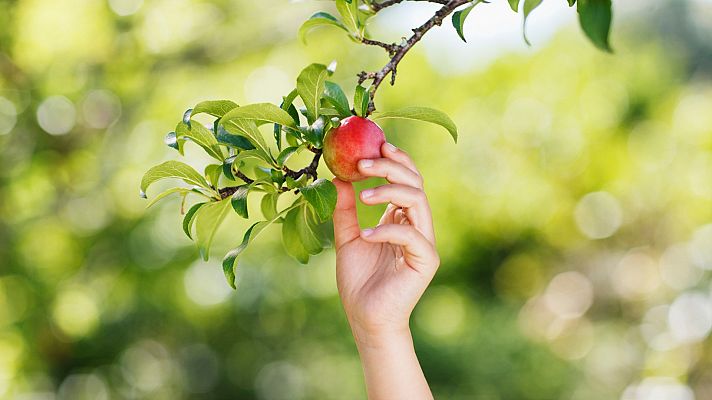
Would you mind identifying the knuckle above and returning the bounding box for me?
[415,173,424,187]
[431,251,441,269]
[415,189,427,203]
[405,226,419,241]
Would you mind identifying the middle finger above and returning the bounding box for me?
[358,158,423,189]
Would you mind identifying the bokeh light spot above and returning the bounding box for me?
[108,0,144,16]
[621,377,694,400]
[668,292,712,344]
[57,373,108,400]
[0,97,17,135]
[415,286,473,341]
[544,271,593,319]
[52,288,100,338]
[36,96,76,135]
[689,224,712,270]
[183,261,232,307]
[120,340,173,393]
[612,250,660,300]
[659,244,702,291]
[81,89,121,129]
[574,191,623,239]
[255,361,305,400]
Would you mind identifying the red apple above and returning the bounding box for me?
[323,116,386,182]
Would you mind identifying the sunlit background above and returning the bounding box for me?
[1,0,711,398]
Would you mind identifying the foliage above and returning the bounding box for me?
[1,0,711,398]
[141,0,613,288]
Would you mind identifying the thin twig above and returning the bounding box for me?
[372,0,449,12]
[219,149,323,199]
[361,38,400,56]
[361,0,472,115]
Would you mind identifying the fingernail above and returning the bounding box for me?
[359,159,374,168]
[385,142,397,153]
[361,229,374,237]
[361,189,374,199]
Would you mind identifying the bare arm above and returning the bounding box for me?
[332,142,440,399]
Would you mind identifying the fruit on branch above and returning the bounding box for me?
[323,116,385,182]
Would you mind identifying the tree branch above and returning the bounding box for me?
[372,0,449,12]
[218,149,323,199]
[283,149,322,181]
[361,38,400,56]
[361,0,472,115]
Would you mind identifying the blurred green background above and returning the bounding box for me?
[1,0,712,399]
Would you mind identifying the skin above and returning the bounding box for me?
[324,116,386,182]
[333,142,440,400]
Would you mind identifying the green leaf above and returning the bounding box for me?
[220,118,271,157]
[222,103,297,128]
[277,146,302,166]
[230,185,250,219]
[568,0,576,6]
[183,202,207,240]
[577,0,612,52]
[222,221,264,289]
[223,156,236,181]
[145,187,192,208]
[165,131,183,153]
[336,0,361,37]
[319,107,341,117]
[194,198,232,261]
[373,106,458,143]
[216,125,255,150]
[204,164,222,188]
[285,176,298,190]
[191,100,238,118]
[451,3,476,43]
[176,122,223,160]
[508,0,520,12]
[299,179,337,222]
[232,149,275,168]
[282,207,310,264]
[354,85,369,117]
[222,200,303,288]
[274,90,301,151]
[296,204,324,255]
[297,64,328,124]
[298,12,349,44]
[523,0,543,16]
[324,81,351,117]
[261,192,279,220]
[140,161,212,197]
[522,0,544,45]
[302,116,326,148]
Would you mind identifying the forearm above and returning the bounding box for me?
[352,326,434,400]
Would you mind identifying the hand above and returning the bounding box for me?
[332,142,440,343]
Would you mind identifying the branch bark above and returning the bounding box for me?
[218,149,323,199]
[371,0,449,12]
[361,0,472,115]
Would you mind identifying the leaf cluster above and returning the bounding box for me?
[142,64,346,288]
[141,62,457,288]
[141,0,615,289]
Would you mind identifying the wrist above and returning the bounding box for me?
[350,323,412,351]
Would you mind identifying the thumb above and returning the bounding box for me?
[332,178,360,248]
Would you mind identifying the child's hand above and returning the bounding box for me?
[332,142,440,345]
